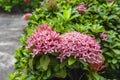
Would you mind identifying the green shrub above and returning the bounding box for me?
[0,0,42,12]
[9,0,120,80]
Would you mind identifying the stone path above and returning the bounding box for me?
[0,14,27,80]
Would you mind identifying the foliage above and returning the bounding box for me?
[9,0,120,80]
[0,0,42,12]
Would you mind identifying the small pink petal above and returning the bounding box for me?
[22,13,32,20]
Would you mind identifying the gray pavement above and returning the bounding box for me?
[0,14,27,80]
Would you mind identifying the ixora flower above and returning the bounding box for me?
[22,13,32,20]
[26,24,60,55]
[108,0,114,3]
[58,32,103,64]
[76,4,87,14]
[36,24,52,31]
[100,32,108,41]
[24,0,30,3]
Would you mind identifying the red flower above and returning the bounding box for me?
[24,0,30,3]
[108,0,114,3]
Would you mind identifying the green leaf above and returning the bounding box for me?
[110,64,116,70]
[111,42,120,48]
[112,49,120,55]
[68,57,76,65]
[26,75,35,80]
[105,52,113,58]
[37,73,43,80]
[70,14,80,20]
[43,69,51,79]
[112,59,117,64]
[107,15,117,20]
[89,24,104,33]
[15,48,22,58]
[27,29,34,35]
[54,64,60,72]
[34,14,39,20]
[30,20,39,25]
[63,8,71,20]
[5,6,11,12]
[8,74,15,80]
[92,72,105,80]
[55,68,66,78]
[47,69,51,78]
[37,76,42,80]
[29,58,34,70]
[60,61,66,69]
[56,13,65,20]
[40,55,50,71]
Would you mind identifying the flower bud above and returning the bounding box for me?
[24,0,30,3]
[76,4,87,14]
[22,13,32,20]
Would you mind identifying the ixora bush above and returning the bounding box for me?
[9,0,120,80]
[0,0,42,12]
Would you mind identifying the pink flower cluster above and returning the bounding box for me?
[100,32,108,41]
[26,25,103,65]
[26,24,60,55]
[76,4,87,14]
[58,32,102,64]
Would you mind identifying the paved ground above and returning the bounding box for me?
[0,14,27,80]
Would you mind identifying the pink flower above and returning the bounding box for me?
[36,24,52,32]
[108,0,114,3]
[22,13,32,20]
[26,24,60,55]
[24,0,30,3]
[58,32,103,64]
[76,4,87,14]
[100,32,108,41]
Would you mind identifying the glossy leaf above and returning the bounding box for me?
[40,55,50,71]
[55,68,67,78]
[29,58,34,70]
[68,57,76,65]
